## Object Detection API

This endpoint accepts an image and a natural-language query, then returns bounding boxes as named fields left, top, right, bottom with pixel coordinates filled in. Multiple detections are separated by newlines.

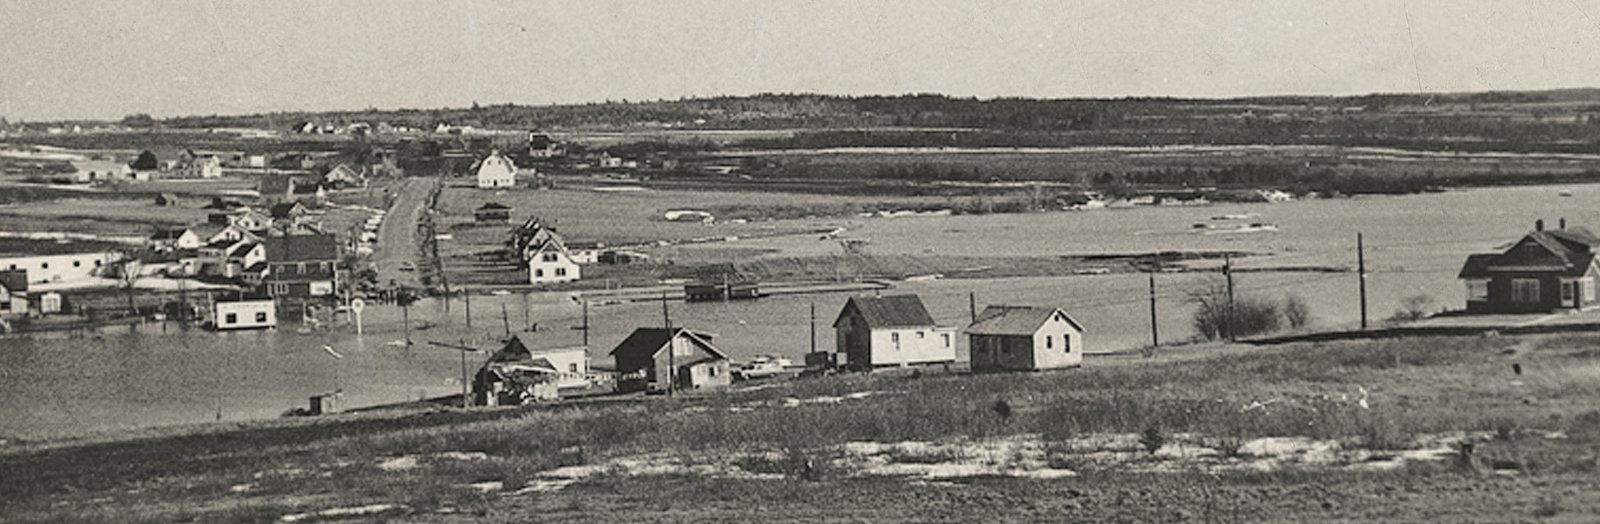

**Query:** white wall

left=868, top=326, right=957, bottom=366
left=0, top=253, right=116, bottom=284
left=531, top=348, right=591, bottom=389
left=529, top=252, right=580, bottom=284
left=215, top=300, right=276, bottom=330
left=1030, top=314, right=1085, bottom=370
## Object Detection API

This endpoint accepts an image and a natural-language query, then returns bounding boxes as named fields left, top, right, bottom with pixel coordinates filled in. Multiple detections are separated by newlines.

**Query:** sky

left=5, top=0, right=1600, bottom=121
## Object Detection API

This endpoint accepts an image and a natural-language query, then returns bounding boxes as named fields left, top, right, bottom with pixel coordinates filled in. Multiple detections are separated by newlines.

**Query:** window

left=917, top=331, right=925, bottom=339
left=535, top=269, right=544, bottom=278
left=569, top=363, right=578, bottom=373
left=1512, top=278, right=1540, bottom=303
left=942, top=333, right=951, bottom=347
left=555, top=267, right=567, bottom=276
left=94, top=260, right=101, bottom=267
left=1466, top=280, right=1489, bottom=301
left=72, top=260, right=81, bottom=268
left=709, top=366, right=719, bottom=377
left=1064, top=335, right=1071, bottom=353
left=891, top=333, right=900, bottom=349
left=1046, top=336, right=1053, bottom=349
left=40, top=262, right=47, bottom=269
left=255, top=312, right=268, bottom=323
left=543, top=253, right=558, bottom=262
left=1563, top=282, right=1576, bottom=303
left=1586, top=278, right=1596, bottom=302
left=225, top=313, right=237, bottom=324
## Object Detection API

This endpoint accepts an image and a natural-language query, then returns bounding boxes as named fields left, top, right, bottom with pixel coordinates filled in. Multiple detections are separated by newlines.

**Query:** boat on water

left=1560, top=190, right=1574, bottom=197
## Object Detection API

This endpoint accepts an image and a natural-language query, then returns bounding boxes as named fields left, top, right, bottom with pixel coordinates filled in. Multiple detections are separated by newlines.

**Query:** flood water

left=2, top=183, right=1594, bottom=440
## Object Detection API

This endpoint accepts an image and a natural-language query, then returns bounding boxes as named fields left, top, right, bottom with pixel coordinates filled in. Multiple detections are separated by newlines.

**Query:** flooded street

left=0, top=183, right=1589, bottom=439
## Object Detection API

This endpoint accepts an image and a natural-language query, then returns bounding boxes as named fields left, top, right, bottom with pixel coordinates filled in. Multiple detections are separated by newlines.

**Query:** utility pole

left=1148, top=272, right=1159, bottom=350
left=662, top=290, right=673, bottom=397
left=1358, top=233, right=1369, bottom=330
left=581, top=299, right=590, bottom=347
left=426, top=340, right=479, bottom=409
left=500, top=303, right=510, bottom=338
left=969, top=292, right=977, bottom=323
left=401, top=289, right=412, bottom=348
left=464, top=290, right=472, bottom=328
left=1224, top=254, right=1236, bottom=342
left=521, top=291, right=530, bottom=330
left=809, top=301, right=817, bottom=354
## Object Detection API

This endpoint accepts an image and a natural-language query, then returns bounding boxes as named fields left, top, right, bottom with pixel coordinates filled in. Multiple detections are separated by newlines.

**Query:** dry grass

left=6, top=333, right=1600, bottom=522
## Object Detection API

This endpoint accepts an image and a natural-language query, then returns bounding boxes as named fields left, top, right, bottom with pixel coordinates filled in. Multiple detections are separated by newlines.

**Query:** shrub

left=1282, top=294, right=1312, bottom=329
left=1140, top=426, right=1167, bottom=454
left=1389, top=294, right=1434, bottom=323
left=1189, top=278, right=1281, bottom=340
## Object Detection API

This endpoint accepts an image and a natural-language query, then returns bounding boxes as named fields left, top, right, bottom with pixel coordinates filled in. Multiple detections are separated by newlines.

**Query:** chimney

left=1561, top=218, right=1567, bottom=230
left=1536, top=219, right=1545, bottom=232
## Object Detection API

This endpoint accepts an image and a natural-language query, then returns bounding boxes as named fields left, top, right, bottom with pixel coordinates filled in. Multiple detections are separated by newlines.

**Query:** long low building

left=0, top=251, right=119, bottom=284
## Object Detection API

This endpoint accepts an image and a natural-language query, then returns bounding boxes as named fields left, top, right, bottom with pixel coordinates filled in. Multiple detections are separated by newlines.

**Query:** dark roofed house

left=966, top=305, right=1085, bottom=372
left=474, top=334, right=592, bottom=405
left=262, top=233, right=341, bottom=299
left=833, top=295, right=957, bottom=369
left=609, top=327, right=729, bottom=393
left=270, top=201, right=308, bottom=221
left=1459, top=219, right=1600, bottom=313
left=0, top=269, right=28, bottom=317
left=474, top=202, right=513, bottom=223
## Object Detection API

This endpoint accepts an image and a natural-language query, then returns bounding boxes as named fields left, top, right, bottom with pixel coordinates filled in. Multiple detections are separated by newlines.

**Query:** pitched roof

left=263, top=234, right=339, bottom=263
left=492, top=333, right=585, bottom=363
left=1460, top=228, right=1600, bottom=278
left=966, top=305, right=1085, bottom=335
left=607, top=327, right=725, bottom=363
left=324, top=164, right=362, bottom=180
left=269, top=202, right=306, bottom=219
left=477, top=202, right=511, bottom=211
left=835, top=295, right=936, bottom=328
left=0, top=269, right=27, bottom=293
left=129, top=150, right=159, bottom=170
left=259, top=174, right=293, bottom=195
left=149, top=226, right=193, bottom=241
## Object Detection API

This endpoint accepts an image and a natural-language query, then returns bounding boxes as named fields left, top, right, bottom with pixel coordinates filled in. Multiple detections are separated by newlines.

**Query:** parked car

left=733, top=355, right=792, bottom=380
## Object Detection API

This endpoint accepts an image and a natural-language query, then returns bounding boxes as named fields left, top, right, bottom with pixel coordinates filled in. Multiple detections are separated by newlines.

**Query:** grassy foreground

left=5, top=334, right=1600, bottom=522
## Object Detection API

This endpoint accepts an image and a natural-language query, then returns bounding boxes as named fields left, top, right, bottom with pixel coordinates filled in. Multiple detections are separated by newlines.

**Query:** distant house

left=0, top=269, right=28, bottom=317
left=966, top=305, right=1086, bottom=372
left=127, top=150, right=160, bottom=181
left=0, top=252, right=116, bottom=284
left=154, top=193, right=182, bottom=207
left=209, top=207, right=271, bottom=231
left=833, top=295, right=957, bottom=369
left=258, top=174, right=294, bottom=203
left=596, top=152, right=623, bottom=169
left=36, top=291, right=62, bottom=315
left=475, top=150, right=517, bottom=189
left=566, top=242, right=604, bottom=265
left=180, top=155, right=223, bottom=179
left=148, top=226, right=203, bottom=251
left=288, top=181, right=327, bottom=205
left=322, top=164, right=365, bottom=188
left=528, top=133, right=563, bottom=158
left=610, top=327, right=730, bottom=393
left=474, top=202, right=513, bottom=223
left=269, top=202, right=309, bottom=221
left=1459, top=220, right=1600, bottom=313
left=213, top=297, right=276, bottom=330
left=527, top=237, right=580, bottom=285
left=262, top=234, right=341, bottom=298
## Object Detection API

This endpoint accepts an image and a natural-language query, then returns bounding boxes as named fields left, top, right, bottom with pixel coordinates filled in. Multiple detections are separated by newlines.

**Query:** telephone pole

left=500, top=303, right=510, bottom=338
left=1224, top=254, right=1236, bottom=342
left=1148, top=272, right=1159, bottom=349
left=464, top=290, right=472, bottom=328
left=809, top=301, right=817, bottom=354
left=581, top=299, right=590, bottom=347
left=1358, top=233, right=1369, bottom=330
left=662, top=290, right=673, bottom=397
left=521, top=291, right=530, bottom=330
left=969, top=292, right=977, bottom=323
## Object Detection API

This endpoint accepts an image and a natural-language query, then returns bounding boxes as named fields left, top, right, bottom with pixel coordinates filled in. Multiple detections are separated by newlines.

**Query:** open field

left=5, top=332, right=1600, bottom=522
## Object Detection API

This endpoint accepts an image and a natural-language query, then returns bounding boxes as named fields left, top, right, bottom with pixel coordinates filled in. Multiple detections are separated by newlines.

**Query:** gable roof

left=263, top=234, right=339, bottom=263
left=0, top=269, right=27, bottom=293
left=324, top=164, right=362, bottom=181
left=835, top=295, right=937, bottom=328
left=967, top=305, right=1085, bottom=335
left=477, top=202, right=512, bottom=211
left=149, top=226, right=193, bottom=241
left=129, top=150, right=159, bottom=171
left=492, top=333, right=586, bottom=363
left=1461, top=228, right=1600, bottom=278
left=608, top=327, right=726, bottom=364
left=269, top=202, right=307, bottom=219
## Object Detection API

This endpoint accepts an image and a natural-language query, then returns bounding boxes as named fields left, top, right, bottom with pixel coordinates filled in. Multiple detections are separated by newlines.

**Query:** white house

left=527, top=238, right=580, bottom=285
left=833, top=295, right=958, bottom=369
left=476, top=150, right=518, bottom=189
left=149, top=227, right=204, bottom=251
left=214, top=298, right=276, bottom=330
left=0, top=270, right=28, bottom=317
left=491, top=334, right=591, bottom=389
left=0, top=252, right=118, bottom=284
left=181, top=156, right=223, bottom=179
left=966, top=305, right=1086, bottom=372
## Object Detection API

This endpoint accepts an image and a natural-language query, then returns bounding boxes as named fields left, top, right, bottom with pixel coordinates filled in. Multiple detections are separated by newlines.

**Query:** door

left=1563, top=281, right=1578, bottom=308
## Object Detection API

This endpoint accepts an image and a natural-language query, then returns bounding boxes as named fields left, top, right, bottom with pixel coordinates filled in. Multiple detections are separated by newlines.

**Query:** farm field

left=6, top=331, right=1600, bottom=522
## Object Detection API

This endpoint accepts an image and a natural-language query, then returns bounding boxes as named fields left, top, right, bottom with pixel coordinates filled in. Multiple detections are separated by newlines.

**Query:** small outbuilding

left=213, top=298, right=277, bottom=330
left=474, top=202, right=513, bottom=223
left=833, top=295, right=957, bottom=370
left=966, top=305, right=1085, bottom=372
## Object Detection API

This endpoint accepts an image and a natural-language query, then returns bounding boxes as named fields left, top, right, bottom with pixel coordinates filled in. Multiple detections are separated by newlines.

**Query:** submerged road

left=372, top=177, right=433, bottom=289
